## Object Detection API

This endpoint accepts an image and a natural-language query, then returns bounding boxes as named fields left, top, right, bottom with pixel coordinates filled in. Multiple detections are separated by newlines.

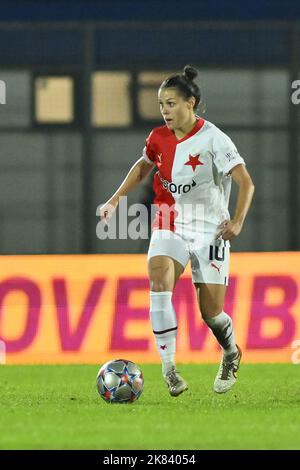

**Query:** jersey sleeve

left=142, top=130, right=156, bottom=165
left=212, top=130, right=245, bottom=176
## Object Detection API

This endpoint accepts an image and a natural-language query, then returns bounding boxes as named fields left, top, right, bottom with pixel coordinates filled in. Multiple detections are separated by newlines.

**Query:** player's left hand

left=216, top=219, right=243, bottom=240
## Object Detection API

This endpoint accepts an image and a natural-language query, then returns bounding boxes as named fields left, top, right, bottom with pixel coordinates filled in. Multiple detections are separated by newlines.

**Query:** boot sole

left=169, top=384, right=188, bottom=397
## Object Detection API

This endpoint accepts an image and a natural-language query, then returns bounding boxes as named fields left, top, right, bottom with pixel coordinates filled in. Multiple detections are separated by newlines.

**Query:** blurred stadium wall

left=0, top=0, right=299, bottom=255
left=0, top=2, right=299, bottom=364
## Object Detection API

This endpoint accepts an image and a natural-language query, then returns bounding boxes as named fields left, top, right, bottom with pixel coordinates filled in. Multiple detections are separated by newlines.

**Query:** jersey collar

left=171, top=116, right=205, bottom=143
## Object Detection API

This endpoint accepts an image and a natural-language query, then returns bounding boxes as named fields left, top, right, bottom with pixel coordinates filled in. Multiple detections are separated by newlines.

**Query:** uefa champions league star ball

left=96, top=359, right=144, bottom=404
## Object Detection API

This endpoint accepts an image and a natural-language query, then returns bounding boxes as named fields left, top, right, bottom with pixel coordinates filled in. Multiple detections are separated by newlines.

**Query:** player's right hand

left=99, top=199, right=118, bottom=225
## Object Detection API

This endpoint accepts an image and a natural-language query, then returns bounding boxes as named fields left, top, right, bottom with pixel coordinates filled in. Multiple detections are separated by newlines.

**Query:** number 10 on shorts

left=209, top=245, right=225, bottom=261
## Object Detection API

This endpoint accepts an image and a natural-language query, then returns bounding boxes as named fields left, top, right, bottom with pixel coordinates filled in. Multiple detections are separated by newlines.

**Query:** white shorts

left=147, top=229, right=230, bottom=286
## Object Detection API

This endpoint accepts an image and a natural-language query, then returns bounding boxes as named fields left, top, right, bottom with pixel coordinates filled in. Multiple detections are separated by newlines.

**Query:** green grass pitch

left=0, top=364, right=299, bottom=450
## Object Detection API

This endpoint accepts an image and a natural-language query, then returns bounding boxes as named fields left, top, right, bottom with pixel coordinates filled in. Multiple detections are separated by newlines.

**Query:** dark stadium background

left=0, top=0, right=299, bottom=255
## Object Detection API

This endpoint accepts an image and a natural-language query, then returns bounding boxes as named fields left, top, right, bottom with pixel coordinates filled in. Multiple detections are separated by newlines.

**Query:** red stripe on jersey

left=152, top=183, right=177, bottom=231
left=151, top=127, right=177, bottom=232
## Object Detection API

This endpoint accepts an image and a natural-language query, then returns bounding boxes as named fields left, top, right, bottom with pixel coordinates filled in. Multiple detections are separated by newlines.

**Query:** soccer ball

left=96, top=359, right=144, bottom=404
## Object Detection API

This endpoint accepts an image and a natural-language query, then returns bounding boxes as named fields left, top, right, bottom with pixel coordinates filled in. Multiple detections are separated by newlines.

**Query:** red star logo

left=184, top=154, right=204, bottom=171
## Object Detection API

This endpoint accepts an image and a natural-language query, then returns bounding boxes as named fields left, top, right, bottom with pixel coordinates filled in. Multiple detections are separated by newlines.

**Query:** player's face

left=158, top=88, right=194, bottom=130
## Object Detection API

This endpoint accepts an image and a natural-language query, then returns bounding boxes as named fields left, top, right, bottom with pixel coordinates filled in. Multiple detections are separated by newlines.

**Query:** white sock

left=204, top=311, right=238, bottom=357
left=150, top=291, right=177, bottom=375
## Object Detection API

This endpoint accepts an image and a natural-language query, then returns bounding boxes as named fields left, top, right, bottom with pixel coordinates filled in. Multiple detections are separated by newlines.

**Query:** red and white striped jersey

left=142, top=117, right=245, bottom=239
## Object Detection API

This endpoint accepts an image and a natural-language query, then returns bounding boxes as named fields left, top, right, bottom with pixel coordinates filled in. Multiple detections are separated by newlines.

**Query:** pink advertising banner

left=0, top=253, right=299, bottom=364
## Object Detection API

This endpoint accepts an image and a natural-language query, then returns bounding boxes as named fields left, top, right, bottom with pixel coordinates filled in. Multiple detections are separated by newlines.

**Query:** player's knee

left=201, top=305, right=223, bottom=320
left=150, top=280, right=170, bottom=292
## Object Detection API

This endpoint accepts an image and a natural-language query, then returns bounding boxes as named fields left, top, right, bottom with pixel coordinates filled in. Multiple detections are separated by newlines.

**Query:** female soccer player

left=100, top=65, right=255, bottom=397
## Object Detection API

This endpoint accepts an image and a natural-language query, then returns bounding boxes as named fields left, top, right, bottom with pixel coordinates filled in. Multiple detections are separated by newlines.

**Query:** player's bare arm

left=217, top=164, right=255, bottom=240
left=99, top=157, right=154, bottom=223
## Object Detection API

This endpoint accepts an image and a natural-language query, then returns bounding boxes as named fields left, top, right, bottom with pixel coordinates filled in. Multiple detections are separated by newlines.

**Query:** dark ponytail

left=182, top=65, right=198, bottom=82
left=159, top=64, right=201, bottom=110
